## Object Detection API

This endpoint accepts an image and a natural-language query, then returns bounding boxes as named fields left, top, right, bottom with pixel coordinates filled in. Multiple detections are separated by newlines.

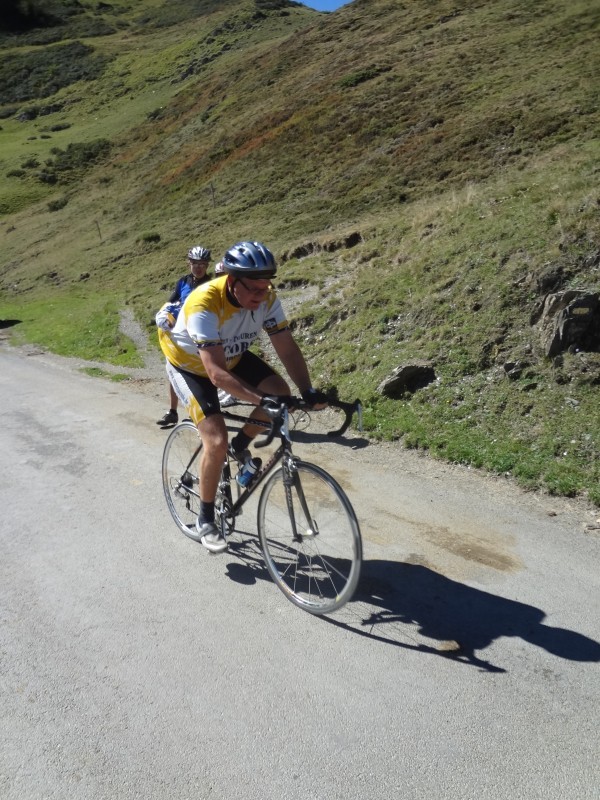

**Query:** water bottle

left=236, top=456, right=262, bottom=488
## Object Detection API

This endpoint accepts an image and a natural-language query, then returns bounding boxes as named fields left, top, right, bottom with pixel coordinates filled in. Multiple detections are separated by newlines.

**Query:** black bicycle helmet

left=222, top=241, right=277, bottom=279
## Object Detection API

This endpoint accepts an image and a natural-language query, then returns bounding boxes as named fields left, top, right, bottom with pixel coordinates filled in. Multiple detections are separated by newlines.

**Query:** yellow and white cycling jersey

left=158, top=275, right=288, bottom=377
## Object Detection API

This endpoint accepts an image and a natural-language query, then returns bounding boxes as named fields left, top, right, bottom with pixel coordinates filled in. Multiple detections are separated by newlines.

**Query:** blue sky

left=302, top=1, right=353, bottom=11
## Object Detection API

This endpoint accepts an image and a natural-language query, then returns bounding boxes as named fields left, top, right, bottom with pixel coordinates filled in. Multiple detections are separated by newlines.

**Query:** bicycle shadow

left=291, top=430, right=370, bottom=449
left=224, top=543, right=600, bottom=674
left=223, top=423, right=370, bottom=449
left=223, top=416, right=369, bottom=447
left=327, top=560, right=600, bottom=673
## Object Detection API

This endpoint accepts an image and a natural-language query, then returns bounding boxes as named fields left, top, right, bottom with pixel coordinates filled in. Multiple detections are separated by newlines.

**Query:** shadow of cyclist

left=326, top=560, right=600, bottom=673
left=224, top=548, right=600, bottom=673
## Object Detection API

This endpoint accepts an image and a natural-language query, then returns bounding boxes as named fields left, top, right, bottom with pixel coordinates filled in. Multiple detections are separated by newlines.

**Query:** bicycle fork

left=283, top=458, right=318, bottom=542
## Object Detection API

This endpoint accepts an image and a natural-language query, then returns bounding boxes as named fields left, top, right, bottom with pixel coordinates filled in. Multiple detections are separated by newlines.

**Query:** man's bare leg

left=195, top=413, right=228, bottom=552
left=169, top=383, right=179, bottom=413
left=197, top=414, right=228, bottom=502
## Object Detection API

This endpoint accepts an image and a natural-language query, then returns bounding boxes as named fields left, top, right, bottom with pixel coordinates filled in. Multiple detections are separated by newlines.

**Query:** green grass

left=80, top=366, right=131, bottom=382
left=0, top=291, right=143, bottom=367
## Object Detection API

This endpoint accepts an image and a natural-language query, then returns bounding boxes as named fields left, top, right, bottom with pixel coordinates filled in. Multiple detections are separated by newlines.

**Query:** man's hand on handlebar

left=259, top=395, right=297, bottom=414
left=260, top=389, right=329, bottom=414
left=301, top=388, right=329, bottom=410
left=255, top=391, right=361, bottom=440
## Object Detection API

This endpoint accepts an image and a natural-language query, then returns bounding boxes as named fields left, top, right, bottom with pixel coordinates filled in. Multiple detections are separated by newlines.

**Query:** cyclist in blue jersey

left=156, top=246, right=212, bottom=426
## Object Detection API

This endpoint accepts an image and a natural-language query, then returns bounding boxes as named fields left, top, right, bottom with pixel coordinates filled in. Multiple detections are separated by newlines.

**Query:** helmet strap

left=226, top=276, right=242, bottom=307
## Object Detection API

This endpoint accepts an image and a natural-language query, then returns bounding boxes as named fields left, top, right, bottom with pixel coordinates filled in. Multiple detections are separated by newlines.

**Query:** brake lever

left=254, top=404, right=287, bottom=448
left=254, top=397, right=363, bottom=444
left=326, top=399, right=363, bottom=437
left=254, top=423, right=277, bottom=448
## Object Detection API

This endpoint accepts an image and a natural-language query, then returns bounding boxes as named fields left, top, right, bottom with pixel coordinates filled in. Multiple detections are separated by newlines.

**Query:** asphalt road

left=1, top=347, right=599, bottom=800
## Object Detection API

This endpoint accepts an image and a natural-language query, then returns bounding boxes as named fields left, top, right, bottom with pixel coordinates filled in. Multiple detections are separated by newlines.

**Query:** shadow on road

left=290, top=430, right=370, bottom=449
left=223, top=423, right=369, bottom=449
left=221, top=403, right=369, bottom=449
left=224, top=542, right=600, bottom=674
left=325, top=560, right=600, bottom=673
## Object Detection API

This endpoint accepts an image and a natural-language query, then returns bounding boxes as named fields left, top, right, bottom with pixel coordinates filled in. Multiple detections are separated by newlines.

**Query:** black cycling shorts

left=166, top=350, right=277, bottom=425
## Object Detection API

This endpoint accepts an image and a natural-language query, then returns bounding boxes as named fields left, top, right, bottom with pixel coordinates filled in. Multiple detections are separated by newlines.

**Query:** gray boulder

left=377, top=361, right=436, bottom=398
left=532, top=290, right=600, bottom=357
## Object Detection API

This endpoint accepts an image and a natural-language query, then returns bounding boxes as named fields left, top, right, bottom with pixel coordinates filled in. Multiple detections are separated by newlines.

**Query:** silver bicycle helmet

left=188, top=245, right=211, bottom=261
left=214, top=261, right=225, bottom=274
left=223, top=241, right=277, bottom=279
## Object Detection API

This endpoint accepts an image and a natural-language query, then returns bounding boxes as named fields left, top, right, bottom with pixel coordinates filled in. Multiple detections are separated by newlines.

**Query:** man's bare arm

left=199, top=345, right=264, bottom=405
left=269, top=329, right=312, bottom=394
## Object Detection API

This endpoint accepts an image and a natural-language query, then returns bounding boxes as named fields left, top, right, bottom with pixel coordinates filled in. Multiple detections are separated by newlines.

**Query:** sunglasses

left=237, top=277, right=272, bottom=297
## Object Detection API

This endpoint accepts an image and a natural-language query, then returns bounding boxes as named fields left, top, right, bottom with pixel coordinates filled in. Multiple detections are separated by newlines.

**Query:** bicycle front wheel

left=257, top=460, right=362, bottom=615
left=162, top=421, right=203, bottom=539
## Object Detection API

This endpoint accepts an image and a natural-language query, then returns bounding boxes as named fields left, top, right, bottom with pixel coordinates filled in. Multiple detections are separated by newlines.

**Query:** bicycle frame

left=217, top=408, right=299, bottom=533
left=171, top=396, right=362, bottom=535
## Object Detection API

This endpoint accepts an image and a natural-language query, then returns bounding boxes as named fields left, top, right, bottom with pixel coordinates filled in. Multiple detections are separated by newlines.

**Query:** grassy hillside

left=1, top=0, right=599, bottom=504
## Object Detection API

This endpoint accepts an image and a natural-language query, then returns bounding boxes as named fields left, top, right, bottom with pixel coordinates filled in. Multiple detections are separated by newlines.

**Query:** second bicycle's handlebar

left=254, top=396, right=363, bottom=448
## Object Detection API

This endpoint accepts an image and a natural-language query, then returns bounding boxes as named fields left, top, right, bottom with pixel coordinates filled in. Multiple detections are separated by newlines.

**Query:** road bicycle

left=162, top=397, right=363, bottom=615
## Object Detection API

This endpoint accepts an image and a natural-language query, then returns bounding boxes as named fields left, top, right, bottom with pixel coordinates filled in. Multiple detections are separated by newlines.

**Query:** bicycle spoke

left=162, top=421, right=203, bottom=538
left=258, top=462, right=362, bottom=615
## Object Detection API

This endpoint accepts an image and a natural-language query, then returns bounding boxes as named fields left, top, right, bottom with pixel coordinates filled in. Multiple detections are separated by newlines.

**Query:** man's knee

left=198, top=415, right=228, bottom=453
left=258, top=375, right=290, bottom=396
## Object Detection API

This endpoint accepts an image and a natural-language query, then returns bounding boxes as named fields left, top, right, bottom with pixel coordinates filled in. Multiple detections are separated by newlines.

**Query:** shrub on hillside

left=137, top=232, right=161, bottom=244
left=47, top=196, right=68, bottom=212
left=0, top=1, right=117, bottom=44
left=339, top=67, right=385, bottom=89
left=0, top=0, right=58, bottom=33
left=0, top=41, right=109, bottom=104
left=39, top=139, right=112, bottom=184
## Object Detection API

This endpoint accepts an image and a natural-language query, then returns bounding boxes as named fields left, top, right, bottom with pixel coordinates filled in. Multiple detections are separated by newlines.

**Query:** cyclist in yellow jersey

left=156, top=241, right=327, bottom=553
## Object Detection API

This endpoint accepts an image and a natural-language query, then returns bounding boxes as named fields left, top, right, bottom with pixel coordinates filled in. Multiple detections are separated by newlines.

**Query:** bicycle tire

left=257, top=460, right=362, bottom=615
left=162, top=421, right=203, bottom=539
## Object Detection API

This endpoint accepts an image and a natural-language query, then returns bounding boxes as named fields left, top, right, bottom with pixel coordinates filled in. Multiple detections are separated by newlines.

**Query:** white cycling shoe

left=196, top=520, right=227, bottom=553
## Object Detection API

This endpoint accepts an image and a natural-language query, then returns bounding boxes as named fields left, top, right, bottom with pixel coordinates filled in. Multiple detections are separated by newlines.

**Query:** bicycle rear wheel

left=162, top=421, right=203, bottom=539
left=257, top=460, right=362, bottom=615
